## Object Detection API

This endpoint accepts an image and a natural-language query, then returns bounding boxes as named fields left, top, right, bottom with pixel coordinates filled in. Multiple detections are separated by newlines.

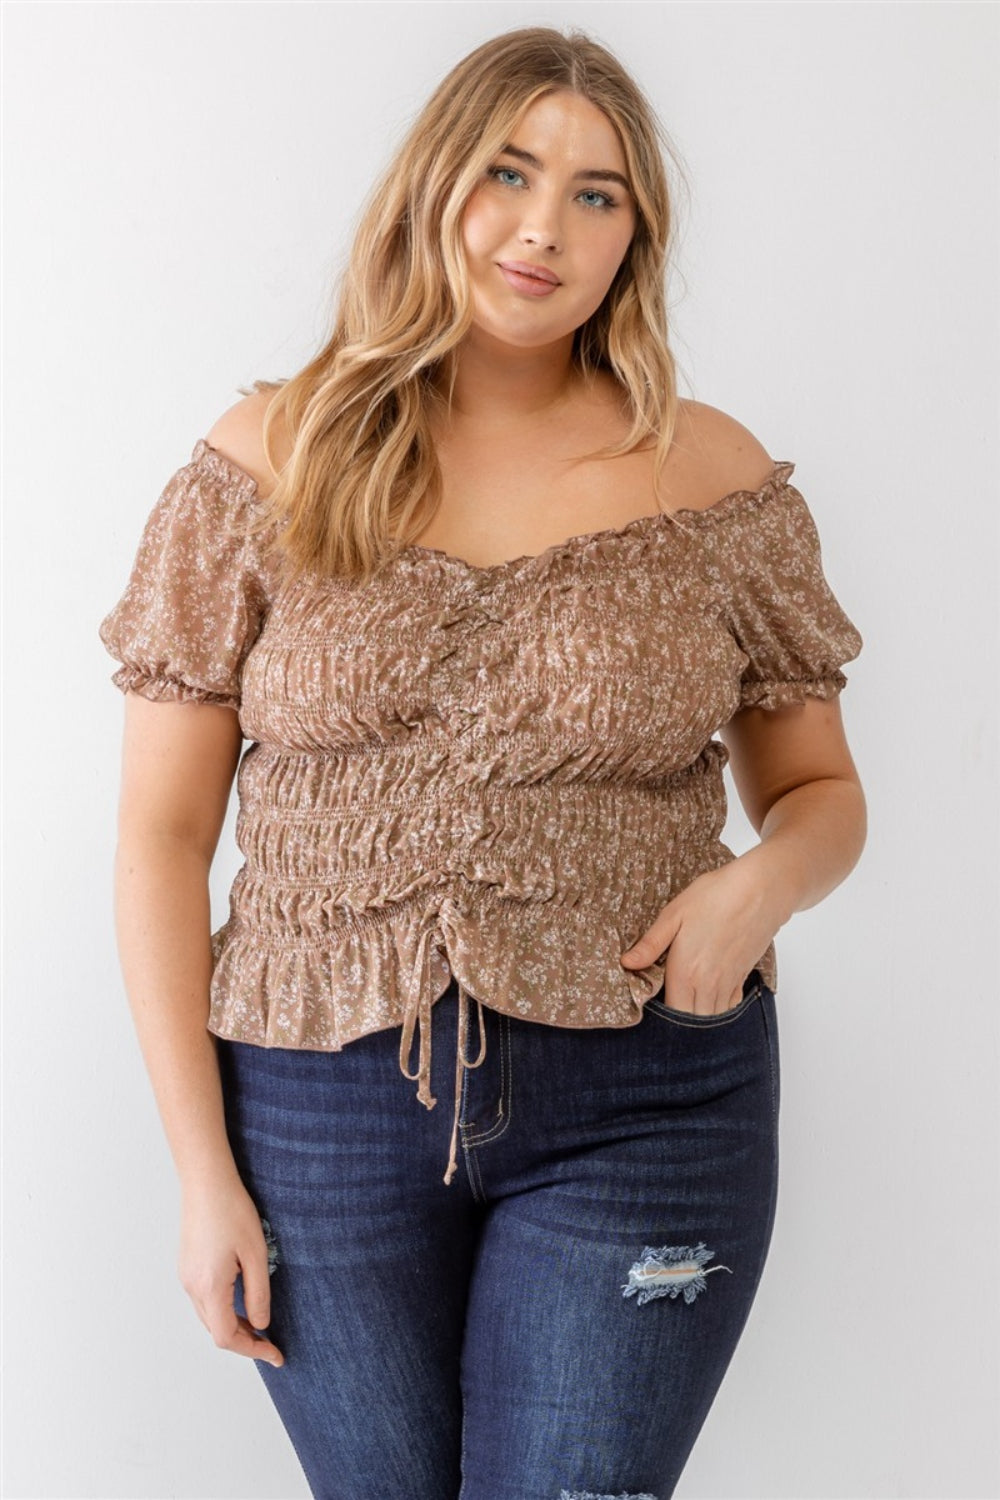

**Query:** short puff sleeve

left=98, top=440, right=271, bottom=711
left=724, top=470, right=863, bottom=712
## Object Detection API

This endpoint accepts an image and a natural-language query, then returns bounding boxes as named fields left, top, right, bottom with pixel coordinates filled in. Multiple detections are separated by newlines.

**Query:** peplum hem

left=207, top=916, right=777, bottom=1053
left=206, top=880, right=777, bottom=1186
left=206, top=880, right=777, bottom=1052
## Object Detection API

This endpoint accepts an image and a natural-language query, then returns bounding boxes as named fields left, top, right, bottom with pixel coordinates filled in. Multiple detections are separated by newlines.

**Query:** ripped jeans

left=215, top=967, right=780, bottom=1500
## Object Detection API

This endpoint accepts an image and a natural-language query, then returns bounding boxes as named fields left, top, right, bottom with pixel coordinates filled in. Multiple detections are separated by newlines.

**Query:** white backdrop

left=4, top=3, right=998, bottom=1497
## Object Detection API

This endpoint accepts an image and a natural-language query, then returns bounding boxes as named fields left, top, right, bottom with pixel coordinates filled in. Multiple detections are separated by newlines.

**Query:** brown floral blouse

left=99, top=438, right=863, bottom=1184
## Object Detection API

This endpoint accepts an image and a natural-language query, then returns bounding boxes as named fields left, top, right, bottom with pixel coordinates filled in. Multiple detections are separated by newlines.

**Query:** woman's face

left=459, top=90, right=639, bottom=351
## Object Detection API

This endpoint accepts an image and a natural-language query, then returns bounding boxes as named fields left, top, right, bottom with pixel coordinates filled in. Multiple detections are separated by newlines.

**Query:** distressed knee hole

left=260, top=1216, right=280, bottom=1274
left=621, top=1241, right=731, bottom=1305
left=559, top=1491, right=658, bottom=1499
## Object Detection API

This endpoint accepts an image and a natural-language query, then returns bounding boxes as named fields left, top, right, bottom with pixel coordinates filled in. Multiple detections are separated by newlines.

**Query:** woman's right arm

left=113, top=692, right=284, bottom=1367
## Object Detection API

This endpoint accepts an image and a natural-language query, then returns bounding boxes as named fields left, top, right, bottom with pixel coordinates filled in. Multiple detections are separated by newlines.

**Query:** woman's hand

left=178, top=1174, right=285, bottom=1369
left=620, top=856, right=784, bottom=1016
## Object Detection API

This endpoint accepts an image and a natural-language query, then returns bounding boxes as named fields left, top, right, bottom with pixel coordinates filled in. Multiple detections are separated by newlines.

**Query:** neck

left=430, top=331, right=588, bottom=428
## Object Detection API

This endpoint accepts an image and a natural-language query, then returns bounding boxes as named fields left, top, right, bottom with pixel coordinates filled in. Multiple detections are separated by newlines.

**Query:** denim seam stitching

left=758, top=984, right=780, bottom=1125
left=646, top=978, right=762, bottom=1029
left=461, top=1012, right=512, bottom=1147
left=458, top=1063, right=487, bottom=1202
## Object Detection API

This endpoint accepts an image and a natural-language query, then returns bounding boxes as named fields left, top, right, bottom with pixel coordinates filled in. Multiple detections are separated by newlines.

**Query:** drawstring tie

left=397, top=915, right=487, bottom=1186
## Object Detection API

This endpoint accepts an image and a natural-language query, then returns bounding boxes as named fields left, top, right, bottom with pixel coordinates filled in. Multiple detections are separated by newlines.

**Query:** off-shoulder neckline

left=191, top=438, right=796, bottom=577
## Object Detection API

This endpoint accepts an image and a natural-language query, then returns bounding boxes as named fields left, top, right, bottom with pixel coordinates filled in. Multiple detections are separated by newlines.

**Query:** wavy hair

left=239, top=25, right=693, bottom=588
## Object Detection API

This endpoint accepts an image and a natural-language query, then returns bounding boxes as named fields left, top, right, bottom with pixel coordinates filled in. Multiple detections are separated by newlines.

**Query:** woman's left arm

left=620, top=695, right=867, bottom=1013
left=719, top=692, right=866, bottom=916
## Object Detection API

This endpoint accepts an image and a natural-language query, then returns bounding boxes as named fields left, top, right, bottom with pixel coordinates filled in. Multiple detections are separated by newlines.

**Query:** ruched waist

left=206, top=741, right=778, bottom=1186
left=231, top=743, right=730, bottom=903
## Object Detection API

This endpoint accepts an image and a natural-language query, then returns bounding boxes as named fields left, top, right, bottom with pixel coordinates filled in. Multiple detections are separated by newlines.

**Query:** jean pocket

left=645, top=970, right=764, bottom=1029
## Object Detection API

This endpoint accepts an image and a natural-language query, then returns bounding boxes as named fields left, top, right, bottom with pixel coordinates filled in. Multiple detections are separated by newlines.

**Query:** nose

left=517, top=190, right=563, bottom=253
left=520, top=224, right=561, bottom=253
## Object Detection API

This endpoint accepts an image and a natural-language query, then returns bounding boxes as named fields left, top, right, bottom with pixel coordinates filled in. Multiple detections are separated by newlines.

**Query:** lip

left=498, top=259, right=561, bottom=285
left=497, top=261, right=561, bottom=297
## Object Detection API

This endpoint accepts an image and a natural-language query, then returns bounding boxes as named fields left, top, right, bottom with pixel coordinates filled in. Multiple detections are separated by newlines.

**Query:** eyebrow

left=497, top=143, right=632, bottom=195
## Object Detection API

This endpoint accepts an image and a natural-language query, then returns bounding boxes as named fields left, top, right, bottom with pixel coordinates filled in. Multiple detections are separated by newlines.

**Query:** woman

left=99, top=25, right=865, bottom=1500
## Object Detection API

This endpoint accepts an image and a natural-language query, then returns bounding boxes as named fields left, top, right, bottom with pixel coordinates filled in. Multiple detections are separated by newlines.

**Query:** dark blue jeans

left=217, top=968, right=780, bottom=1500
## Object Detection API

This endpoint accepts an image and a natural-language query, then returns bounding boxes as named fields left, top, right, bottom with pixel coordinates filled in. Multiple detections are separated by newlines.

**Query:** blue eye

left=578, top=188, right=616, bottom=211
left=485, top=164, right=617, bottom=212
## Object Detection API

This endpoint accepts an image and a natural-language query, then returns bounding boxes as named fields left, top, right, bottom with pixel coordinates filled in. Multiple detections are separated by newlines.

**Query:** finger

left=702, top=978, right=747, bottom=1015
left=233, top=1312, right=285, bottom=1367
left=241, top=1248, right=272, bottom=1336
left=205, top=1287, right=284, bottom=1367
left=620, top=933, right=657, bottom=965
left=664, top=990, right=698, bottom=1014
left=621, top=913, right=678, bottom=967
left=661, top=972, right=720, bottom=1016
left=660, top=967, right=696, bottom=1014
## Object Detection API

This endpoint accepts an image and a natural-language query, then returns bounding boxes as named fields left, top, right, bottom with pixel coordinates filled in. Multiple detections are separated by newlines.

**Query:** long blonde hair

left=240, top=25, right=693, bottom=588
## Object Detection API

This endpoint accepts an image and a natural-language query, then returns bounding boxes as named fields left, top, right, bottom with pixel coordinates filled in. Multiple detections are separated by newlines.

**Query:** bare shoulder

left=672, top=398, right=777, bottom=510
left=204, top=386, right=292, bottom=500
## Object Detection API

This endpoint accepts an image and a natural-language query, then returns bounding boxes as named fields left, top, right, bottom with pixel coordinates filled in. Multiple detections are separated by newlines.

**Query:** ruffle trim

left=190, top=438, right=263, bottom=500
left=206, top=896, right=778, bottom=1053
left=109, top=663, right=241, bottom=710
left=391, top=462, right=798, bottom=585
left=739, top=670, right=849, bottom=712
left=193, top=439, right=797, bottom=588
